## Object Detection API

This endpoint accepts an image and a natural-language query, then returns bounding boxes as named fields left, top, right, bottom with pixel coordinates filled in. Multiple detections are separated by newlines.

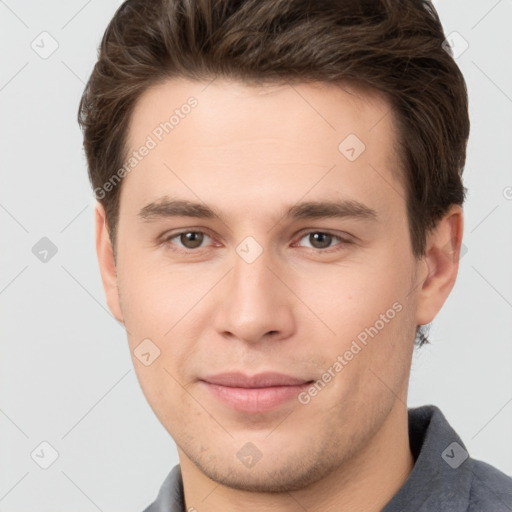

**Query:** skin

left=95, top=77, right=463, bottom=511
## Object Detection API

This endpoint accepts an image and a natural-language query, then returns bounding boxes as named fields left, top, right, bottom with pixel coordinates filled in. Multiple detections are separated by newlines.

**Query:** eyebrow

left=138, top=197, right=378, bottom=224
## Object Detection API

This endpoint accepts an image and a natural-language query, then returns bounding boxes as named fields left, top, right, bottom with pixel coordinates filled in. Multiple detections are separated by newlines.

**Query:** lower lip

left=201, top=381, right=311, bottom=413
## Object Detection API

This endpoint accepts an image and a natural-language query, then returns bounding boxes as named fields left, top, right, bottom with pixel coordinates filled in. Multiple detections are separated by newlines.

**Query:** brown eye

left=164, top=231, right=211, bottom=251
left=178, top=232, right=205, bottom=249
left=296, top=231, right=347, bottom=251
left=294, top=230, right=353, bottom=253
left=307, top=232, right=333, bottom=249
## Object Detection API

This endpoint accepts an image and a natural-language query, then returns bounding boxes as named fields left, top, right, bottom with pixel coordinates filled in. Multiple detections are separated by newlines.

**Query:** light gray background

left=1, top=0, right=511, bottom=511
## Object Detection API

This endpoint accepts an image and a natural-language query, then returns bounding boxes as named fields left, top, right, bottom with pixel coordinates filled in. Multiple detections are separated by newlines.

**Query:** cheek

left=309, top=258, right=408, bottom=335
left=116, top=254, right=179, bottom=337
left=116, top=256, right=205, bottom=380
left=312, top=253, right=416, bottom=390
left=131, top=359, right=192, bottom=441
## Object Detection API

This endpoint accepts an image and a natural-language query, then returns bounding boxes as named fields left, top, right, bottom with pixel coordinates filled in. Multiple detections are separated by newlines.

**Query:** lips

left=202, top=372, right=311, bottom=388
left=200, top=372, right=314, bottom=413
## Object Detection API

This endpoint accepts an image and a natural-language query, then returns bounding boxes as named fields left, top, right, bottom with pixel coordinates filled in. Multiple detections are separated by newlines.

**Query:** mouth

left=199, top=372, right=314, bottom=413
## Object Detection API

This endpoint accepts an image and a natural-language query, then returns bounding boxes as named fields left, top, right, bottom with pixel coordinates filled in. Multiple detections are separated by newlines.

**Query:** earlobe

left=95, top=202, right=124, bottom=324
left=415, top=205, right=464, bottom=327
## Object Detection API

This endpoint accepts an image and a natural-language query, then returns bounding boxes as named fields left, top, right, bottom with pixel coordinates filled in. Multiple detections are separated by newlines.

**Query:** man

left=78, top=0, right=512, bottom=510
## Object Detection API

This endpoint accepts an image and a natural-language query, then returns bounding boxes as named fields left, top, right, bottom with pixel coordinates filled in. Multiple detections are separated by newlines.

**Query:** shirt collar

left=382, top=404, right=473, bottom=511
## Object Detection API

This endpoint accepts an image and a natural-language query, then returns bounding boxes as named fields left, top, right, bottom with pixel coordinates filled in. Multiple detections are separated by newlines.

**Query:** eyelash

left=161, top=229, right=352, bottom=254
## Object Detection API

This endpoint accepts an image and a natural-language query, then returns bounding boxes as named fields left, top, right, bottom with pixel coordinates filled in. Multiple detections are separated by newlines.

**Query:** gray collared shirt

left=143, top=405, right=512, bottom=511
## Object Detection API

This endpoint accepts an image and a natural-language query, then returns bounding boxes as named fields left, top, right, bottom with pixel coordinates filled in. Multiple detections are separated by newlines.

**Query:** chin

left=191, top=452, right=333, bottom=493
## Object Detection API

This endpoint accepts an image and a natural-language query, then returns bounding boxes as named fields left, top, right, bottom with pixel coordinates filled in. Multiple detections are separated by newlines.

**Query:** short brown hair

left=78, top=0, right=469, bottom=346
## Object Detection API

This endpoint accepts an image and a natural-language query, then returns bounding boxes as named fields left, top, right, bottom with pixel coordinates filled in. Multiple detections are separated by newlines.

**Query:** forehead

left=127, top=77, right=395, bottom=149
left=120, top=77, right=404, bottom=223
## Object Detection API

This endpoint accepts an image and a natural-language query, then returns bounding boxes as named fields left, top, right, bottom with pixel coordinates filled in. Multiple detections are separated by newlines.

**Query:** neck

left=178, top=400, right=415, bottom=512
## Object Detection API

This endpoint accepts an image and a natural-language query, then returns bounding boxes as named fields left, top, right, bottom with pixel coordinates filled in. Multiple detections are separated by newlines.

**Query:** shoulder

left=467, top=458, right=512, bottom=512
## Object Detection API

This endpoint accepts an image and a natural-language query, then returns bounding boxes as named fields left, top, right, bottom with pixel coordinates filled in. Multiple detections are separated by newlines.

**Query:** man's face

left=107, top=78, right=425, bottom=491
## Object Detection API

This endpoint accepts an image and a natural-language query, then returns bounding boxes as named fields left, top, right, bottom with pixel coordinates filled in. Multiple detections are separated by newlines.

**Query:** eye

left=163, top=231, right=213, bottom=251
left=161, top=229, right=352, bottom=253
left=294, top=231, right=351, bottom=251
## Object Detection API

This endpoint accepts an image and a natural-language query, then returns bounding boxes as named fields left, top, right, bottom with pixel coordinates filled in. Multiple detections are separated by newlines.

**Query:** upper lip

left=201, top=372, right=312, bottom=388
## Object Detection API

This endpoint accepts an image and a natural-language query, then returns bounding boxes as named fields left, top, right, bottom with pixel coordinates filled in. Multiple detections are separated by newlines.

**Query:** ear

left=415, top=204, right=464, bottom=327
left=95, top=202, right=124, bottom=324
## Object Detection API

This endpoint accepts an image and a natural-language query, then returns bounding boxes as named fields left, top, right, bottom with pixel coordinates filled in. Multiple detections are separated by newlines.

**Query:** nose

left=212, top=245, right=296, bottom=345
